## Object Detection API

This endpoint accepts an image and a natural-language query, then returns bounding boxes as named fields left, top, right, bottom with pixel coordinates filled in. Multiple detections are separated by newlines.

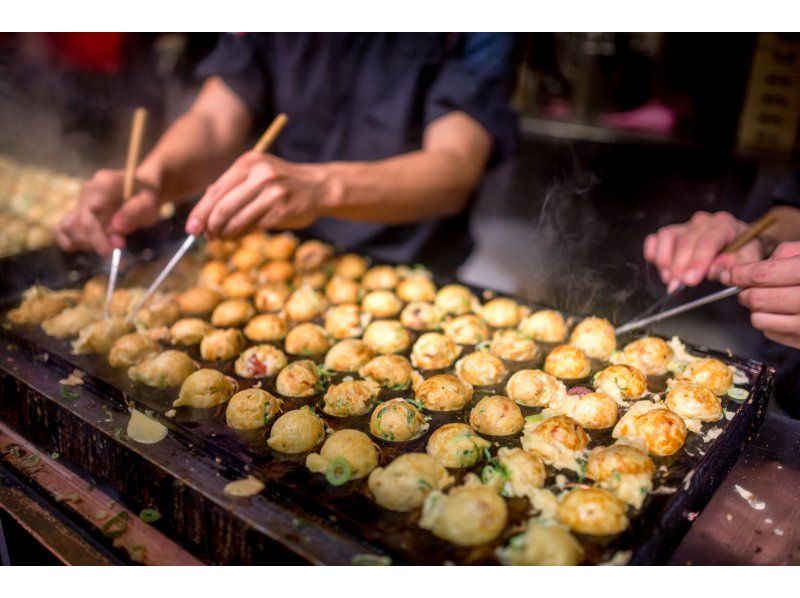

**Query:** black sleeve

left=424, top=33, right=518, bottom=165
left=773, top=170, right=800, bottom=209
left=194, top=33, right=270, bottom=121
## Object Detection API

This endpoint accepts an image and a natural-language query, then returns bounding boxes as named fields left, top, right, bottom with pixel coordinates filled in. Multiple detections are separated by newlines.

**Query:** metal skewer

left=125, top=113, right=289, bottom=323
left=104, top=107, right=148, bottom=318
left=615, top=285, right=741, bottom=336
left=625, top=213, right=778, bottom=326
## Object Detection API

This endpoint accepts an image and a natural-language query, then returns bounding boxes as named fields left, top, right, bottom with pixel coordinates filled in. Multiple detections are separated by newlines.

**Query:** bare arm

left=188, top=111, right=493, bottom=237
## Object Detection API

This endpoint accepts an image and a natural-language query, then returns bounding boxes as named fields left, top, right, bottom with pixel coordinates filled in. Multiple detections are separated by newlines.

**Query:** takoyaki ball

left=324, top=303, right=369, bottom=339
left=324, top=276, right=362, bottom=305
left=411, top=332, right=461, bottom=370
left=505, top=369, right=566, bottom=408
left=322, top=379, right=381, bottom=417
left=569, top=316, right=616, bottom=361
left=253, top=283, right=291, bottom=312
left=442, top=314, right=490, bottom=346
left=225, top=388, right=282, bottom=429
left=211, top=298, right=255, bottom=328
left=615, top=336, right=673, bottom=376
left=72, top=317, right=134, bottom=355
left=177, top=287, right=222, bottom=317
left=362, top=265, right=400, bottom=291
left=586, top=444, right=655, bottom=508
left=455, top=351, right=507, bottom=386
left=257, top=259, right=294, bottom=285
left=563, top=391, right=619, bottom=430
left=284, top=286, right=329, bottom=323
left=234, top=344, right=288, bottom=378
left=221, top=270, right=256, bottom=299
left=499, top=521, right=583, bottom=566
left=107, top=287, right=145, bottom=316
left=412, top=374, right=473, bottom=411
left=593, top=364, right=647, bottom=403
left=263, top=232, right=299, bottom=261
left=520, top=415, right=589, bottom=472
left=613, top=402, right=687, bottom=457
left=108, top=333, right=159, bottom=369
left=199, top=328, right=246, bottom=361
left=174, top=368, right=237, bottom=408
left=293, top=239, right=333, bottom=272
left=419, top=486, right=507, bottom=546
left=205, top=238, right=237, bottom=260
left=434, top=284, right=477, bottom=316
left=469, top=395, right=524, bottom=436
left=169, top=318, right=212, bottom=346
left=478, top=297, right=527, bottom=328
left=557, top=487, right=629, bottom=536
left=239, top=230, right=271, bottom=254
left=359, top=354, right=413, bottom=389
left=42, top=304, right=100, bottom=339
left=490, top=329, right=539, bottom=362
left=324, top=339, right=375, bottom=372
left=368, top=453, right=453, bottom=512
left=284, top=323, right=332, bottom=356
left=129, top=350, right=198, bottom=389
left=362, top=319, right=412, bottom=354
left=8, top=289, right=70, bottom=325
left=133, top=293, right=181, bottom=329
left=665, top=382, right=723, bottom=433
left=306, top=429, right=379, bottom=482
left=518, top=309, right=568, bottom=344
left=230, top=245, right=266, bottom=272
left=81, top=275, right=109, bottom=304
left=198, top=260, right=228, bottom=289
left=334, top=253, right=369, bottom=279
left=275, top=360, right=321, bottom=397
left=267, top=406, right=325, bottom=453
left=490, top=447, right=547, bottom=497
left=293, top=269, right=329, bottom=291
left=25, top=224, right=53, bottom=250
left=361, top=290, right=403, bottom=318
left=544, top=344, right=591, bottom=380
left=678, top=357, right=733, bottom=396
left=426, top=423, right=490, bottom=468
left=396, top=274, right=436, bottom=303
left=370, top=398, right=428, bottom=442
left=243, top=313, right=289, bottom=342
left=400, top=301, right=444, bottom=331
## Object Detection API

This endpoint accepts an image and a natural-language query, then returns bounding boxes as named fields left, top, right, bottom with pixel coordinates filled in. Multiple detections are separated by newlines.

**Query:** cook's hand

left=723, top=241, right=800, bottom=349
left=56, top=169, right=162, bottom=255
left=643, top=211, right=764, bottom=292
left=185, top=152, right=336, bottom=239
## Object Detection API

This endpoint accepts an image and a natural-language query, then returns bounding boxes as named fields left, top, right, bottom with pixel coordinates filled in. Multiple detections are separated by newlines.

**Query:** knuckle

left=752, top=263, right=770, bottom=283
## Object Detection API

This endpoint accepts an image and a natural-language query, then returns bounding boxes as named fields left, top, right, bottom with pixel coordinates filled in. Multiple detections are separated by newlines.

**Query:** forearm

left=137, top=78, right=252, bottom=203
left=320, top=149, right=483, bottom=224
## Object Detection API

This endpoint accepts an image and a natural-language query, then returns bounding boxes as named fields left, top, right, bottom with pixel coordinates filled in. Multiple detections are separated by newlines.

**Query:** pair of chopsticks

left=123, top=113, right=289, bottom=323
left=615, top=213, right=778, bottom=335
left=103, top=107, right=148, bottom=318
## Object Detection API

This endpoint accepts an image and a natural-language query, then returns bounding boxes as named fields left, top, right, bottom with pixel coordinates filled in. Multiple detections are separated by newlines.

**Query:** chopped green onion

left=101, top=511, right=129, bottom=538
left=351, top=553, right=392, bottom=566
left=325, top=457, right=352, bottom=486
left=417, top=479, right=433, bottom=490
left=60, top=386, right=79, bottom=401
left=576, top=458, right=587, bottom=482
left=525, top=413, right=543, bottom=423
left=727, top=387, right=749, bottom=402
left=139, top=508, right=161, bottom=523
left=127, top=545, right=147, bottom=563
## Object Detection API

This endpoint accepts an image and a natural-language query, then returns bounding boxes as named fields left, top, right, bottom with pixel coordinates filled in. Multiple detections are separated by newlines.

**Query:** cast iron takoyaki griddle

left=0, top=240, right=774, bottom=565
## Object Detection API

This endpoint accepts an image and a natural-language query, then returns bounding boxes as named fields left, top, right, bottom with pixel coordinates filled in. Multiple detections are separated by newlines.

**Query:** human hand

left=56, top=169, right=163, bottom=255
left=724, top=241, right=800, bottom=349
left=185, top=152, right=338, bottom=239
left=643, top=211, right=765, bottom=292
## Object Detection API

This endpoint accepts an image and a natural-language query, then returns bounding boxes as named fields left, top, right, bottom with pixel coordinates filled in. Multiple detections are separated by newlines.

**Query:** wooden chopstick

left=122, top=107, right=148, bottom=200
left=253, top=113, right=288, bottom=153
left=723, top=213, right=778, bottom=253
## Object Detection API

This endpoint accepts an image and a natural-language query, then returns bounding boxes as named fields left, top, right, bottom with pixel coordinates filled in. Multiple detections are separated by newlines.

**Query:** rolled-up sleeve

left=194, top=33, right=270, bottom=121
left=425, top=33, right=518, bottom=164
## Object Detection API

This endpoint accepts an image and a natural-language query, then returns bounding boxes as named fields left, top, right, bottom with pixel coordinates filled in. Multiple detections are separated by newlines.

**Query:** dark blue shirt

left=196, top=33, right=517, bottom=272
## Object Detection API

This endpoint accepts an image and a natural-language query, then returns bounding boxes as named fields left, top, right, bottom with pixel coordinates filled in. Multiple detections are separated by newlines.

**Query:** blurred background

left=0, top=32, right=798, bottom=380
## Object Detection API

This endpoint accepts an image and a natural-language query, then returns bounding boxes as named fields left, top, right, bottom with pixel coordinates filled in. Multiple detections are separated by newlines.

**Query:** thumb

left=772, top=241, right=800, bottom=260
left=110, top=192, right=161, bottom=236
